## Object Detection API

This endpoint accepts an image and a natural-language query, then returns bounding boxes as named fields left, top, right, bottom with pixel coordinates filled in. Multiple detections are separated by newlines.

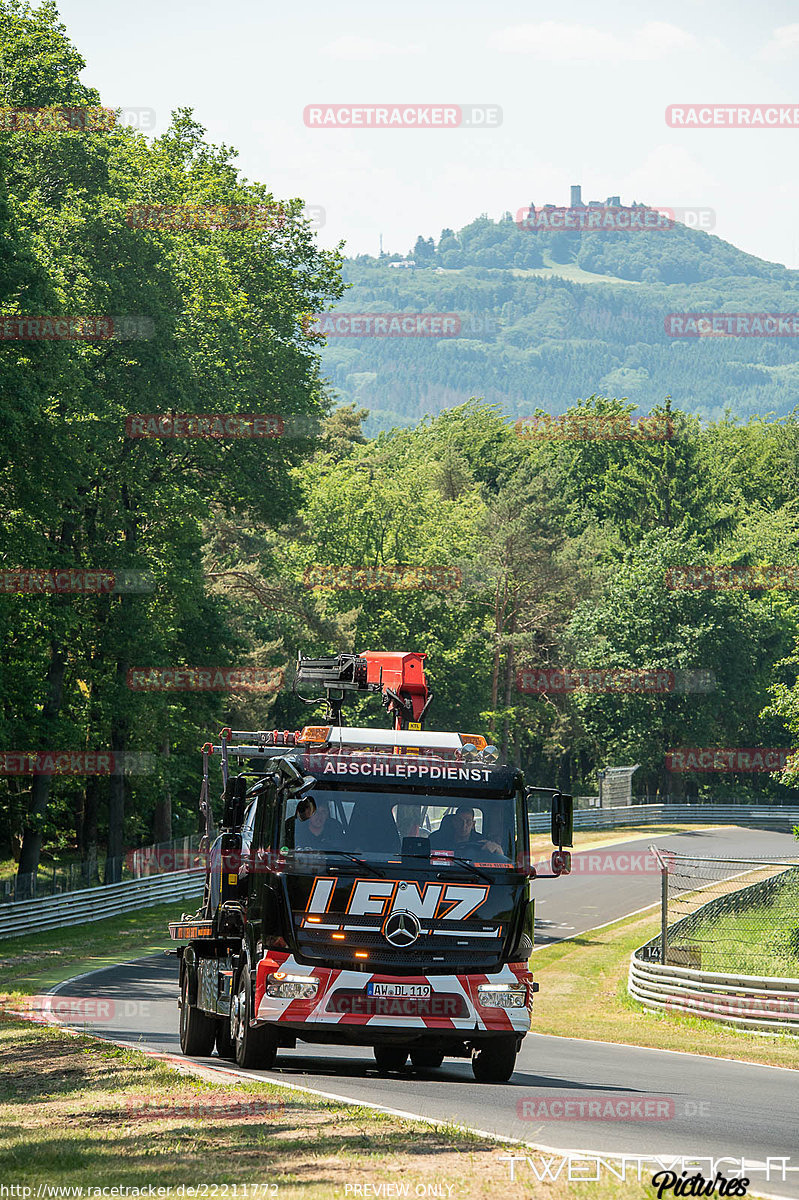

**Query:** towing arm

left=294, top=651, right=431, bottom=730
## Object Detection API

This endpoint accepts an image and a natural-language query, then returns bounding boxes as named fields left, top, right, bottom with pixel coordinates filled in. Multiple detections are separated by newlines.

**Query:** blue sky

left=56, top=0, right=799, bottom=266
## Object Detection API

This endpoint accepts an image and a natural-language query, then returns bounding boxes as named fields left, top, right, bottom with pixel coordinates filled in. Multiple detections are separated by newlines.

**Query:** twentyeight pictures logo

left=304, top=104, right=501, bottom=128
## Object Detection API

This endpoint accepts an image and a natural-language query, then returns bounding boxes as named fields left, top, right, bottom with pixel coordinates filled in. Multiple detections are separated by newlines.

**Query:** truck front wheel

left=410, top=1048, right=444, bottom=1071
left=179, top=969, right=216, bottom=1057
left=373, top=1045, right=408, bottom=1073
left=215, top=1019, right=235, bottom=1060
left=471, top=1036, right=518, bottom=1083
left=231, top=970, right=277, bottom=1069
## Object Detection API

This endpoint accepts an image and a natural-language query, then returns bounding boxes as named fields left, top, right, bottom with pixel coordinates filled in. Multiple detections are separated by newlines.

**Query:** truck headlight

left=266, top=973, right=319, bottom=1000
left=477, top=984, right=527, bottom=1009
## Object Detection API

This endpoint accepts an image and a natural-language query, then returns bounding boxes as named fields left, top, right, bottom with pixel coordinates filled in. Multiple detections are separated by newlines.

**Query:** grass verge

left=0, top=897, right=202, bottom=993
left=0, top=1020, right=658, bottom=1199
left=532, top=908, right=799, bottom=1068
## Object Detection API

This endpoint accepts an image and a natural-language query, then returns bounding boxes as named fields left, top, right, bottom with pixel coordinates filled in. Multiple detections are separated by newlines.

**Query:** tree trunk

left=17, top=642, right=67, bottom=894
left=81, top=775, right=101, bottom=883
left=152, top=735, right=172, bottom=843
left=105, top=717, right=127, bottom=884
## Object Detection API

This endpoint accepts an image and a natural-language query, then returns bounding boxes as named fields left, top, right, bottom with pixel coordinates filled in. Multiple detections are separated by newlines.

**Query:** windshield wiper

left=312, top=849, right=386, bottom=877
left=432, top=855, right=493, bottom=883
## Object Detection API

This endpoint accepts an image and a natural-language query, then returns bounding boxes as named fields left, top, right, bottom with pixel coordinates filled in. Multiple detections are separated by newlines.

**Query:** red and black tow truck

left=170, top=651, right=572, bottom=1082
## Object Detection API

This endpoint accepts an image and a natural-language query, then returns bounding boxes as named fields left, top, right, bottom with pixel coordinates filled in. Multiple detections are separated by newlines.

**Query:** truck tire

left=215, top=1019, right=235, bottom=1060
left=373, top=1045, right=408, bottom=1073
left=179, top=969, right=216, bottom=1057
left=471, top=1036, right=517, bottom=1083
left=231, top=969, right=277, bottom=1069
left=410, top=1048, right=444, bottom=1071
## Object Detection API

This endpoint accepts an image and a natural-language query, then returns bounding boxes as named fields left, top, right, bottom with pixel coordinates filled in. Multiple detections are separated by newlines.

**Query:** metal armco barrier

left=529, top=803, right=799, bottom=833
left=628, top=955, right=799, bottom=1034
left=0, top=870, right=204, bottom=940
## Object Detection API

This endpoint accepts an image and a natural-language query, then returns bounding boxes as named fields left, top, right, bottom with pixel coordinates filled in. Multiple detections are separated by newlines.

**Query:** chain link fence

left=0, top=834, right=203, bottom=904
left=648, top=851, right=799, bottom=975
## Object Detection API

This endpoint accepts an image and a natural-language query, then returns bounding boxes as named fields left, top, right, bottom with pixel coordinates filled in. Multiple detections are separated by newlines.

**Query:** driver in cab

left=429, top=806, right=504, bottom=858
left=293, top=797, right=346, bottom=850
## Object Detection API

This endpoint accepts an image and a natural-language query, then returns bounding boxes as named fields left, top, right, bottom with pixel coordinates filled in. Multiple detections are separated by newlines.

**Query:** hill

left=319, top=211, right=799, bottom=432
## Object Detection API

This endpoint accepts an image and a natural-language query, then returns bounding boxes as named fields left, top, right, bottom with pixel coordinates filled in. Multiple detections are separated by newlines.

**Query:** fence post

left=661, top=865, right=668, bottom=965
left=650, top=844, right=669, bottom=964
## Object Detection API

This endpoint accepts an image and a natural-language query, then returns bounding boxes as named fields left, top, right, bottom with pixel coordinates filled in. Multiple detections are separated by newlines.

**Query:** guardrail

left=529, top=803, right=799, bottom=833
left=629, top=855, right=799, bottom=1034
left=0, top=870, right=204, bottom=940
left=1, top=834, right=203, bottom=904
left=628, top=955, right=799, bottom=1034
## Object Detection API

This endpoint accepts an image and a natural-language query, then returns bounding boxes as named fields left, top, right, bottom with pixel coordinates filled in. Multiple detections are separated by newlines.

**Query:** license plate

left=367, top=982, right=431, bottom=998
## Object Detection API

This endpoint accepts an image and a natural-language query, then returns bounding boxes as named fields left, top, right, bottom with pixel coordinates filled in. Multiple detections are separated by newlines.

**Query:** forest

left=2, top=1, right=799, bottom=884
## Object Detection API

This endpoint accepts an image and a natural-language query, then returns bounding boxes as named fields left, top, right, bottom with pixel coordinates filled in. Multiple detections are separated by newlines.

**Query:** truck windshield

left=278, top=788, right=522, bottom=867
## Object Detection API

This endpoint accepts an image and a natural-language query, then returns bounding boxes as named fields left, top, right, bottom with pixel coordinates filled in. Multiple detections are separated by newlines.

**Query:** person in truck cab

left=430, top=806, right=504, bottom=858
left=293, top=796, right=346, bottom=850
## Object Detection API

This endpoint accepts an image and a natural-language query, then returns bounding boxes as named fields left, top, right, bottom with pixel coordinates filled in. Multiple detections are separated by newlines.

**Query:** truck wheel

left=215, top=1019, right=235, bottom=1060
left=410, top=1048, right=444, bottom=1071
left=231, top=971, right=277, bottom=1070
left=471, top=1037, right=518, bottom=1083
left=179, top=969, right=216, bottom=1057
left=373, top=1045, right=408, bottom=1073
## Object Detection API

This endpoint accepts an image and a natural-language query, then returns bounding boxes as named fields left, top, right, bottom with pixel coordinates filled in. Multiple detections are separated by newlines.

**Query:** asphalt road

left=53, top=826, right=799, bottom=1198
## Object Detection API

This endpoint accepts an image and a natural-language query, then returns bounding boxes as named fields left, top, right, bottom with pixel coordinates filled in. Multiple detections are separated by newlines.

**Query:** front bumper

left=254, top=953, right=535, bottom=1033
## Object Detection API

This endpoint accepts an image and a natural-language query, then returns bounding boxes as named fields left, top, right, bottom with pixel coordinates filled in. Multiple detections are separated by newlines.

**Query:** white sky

left=54, top=0, right=799, bottom=267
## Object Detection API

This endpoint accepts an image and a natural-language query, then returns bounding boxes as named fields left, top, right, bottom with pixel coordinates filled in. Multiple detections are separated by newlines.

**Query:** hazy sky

left=55, top=0, right=799, bottom=266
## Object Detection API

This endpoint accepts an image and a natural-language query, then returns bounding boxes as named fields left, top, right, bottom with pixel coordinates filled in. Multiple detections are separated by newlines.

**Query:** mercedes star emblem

left=383, top=910, right=421, bottom=948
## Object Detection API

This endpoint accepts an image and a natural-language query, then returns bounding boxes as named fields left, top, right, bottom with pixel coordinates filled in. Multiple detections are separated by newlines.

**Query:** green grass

left=532, top=908, right=799, bottom=1066
left=679, top=874, right=799, bottom=976
left=0, top=1020, right=660, bottom=1198
left=0, top=897, right=202, bottom=993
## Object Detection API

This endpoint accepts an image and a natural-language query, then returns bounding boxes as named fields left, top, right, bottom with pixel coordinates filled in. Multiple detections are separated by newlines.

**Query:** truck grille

left=294, top=919, right=503, bottom=973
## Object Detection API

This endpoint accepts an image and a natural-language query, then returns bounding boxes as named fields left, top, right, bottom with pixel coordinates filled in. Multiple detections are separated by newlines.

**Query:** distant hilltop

left=518, top=185, right=701, bottom=232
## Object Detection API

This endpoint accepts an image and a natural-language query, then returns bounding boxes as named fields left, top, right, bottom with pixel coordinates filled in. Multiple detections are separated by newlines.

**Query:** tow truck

left=170, top=651, right=573, bottom=1082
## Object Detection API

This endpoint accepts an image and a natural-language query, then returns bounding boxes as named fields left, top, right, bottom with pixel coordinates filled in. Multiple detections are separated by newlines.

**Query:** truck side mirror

left=222, top=775, right=248, bottom=830
left=551, top=849, right=572, bottom=875
left=551, top=792, right=573, bottom=849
